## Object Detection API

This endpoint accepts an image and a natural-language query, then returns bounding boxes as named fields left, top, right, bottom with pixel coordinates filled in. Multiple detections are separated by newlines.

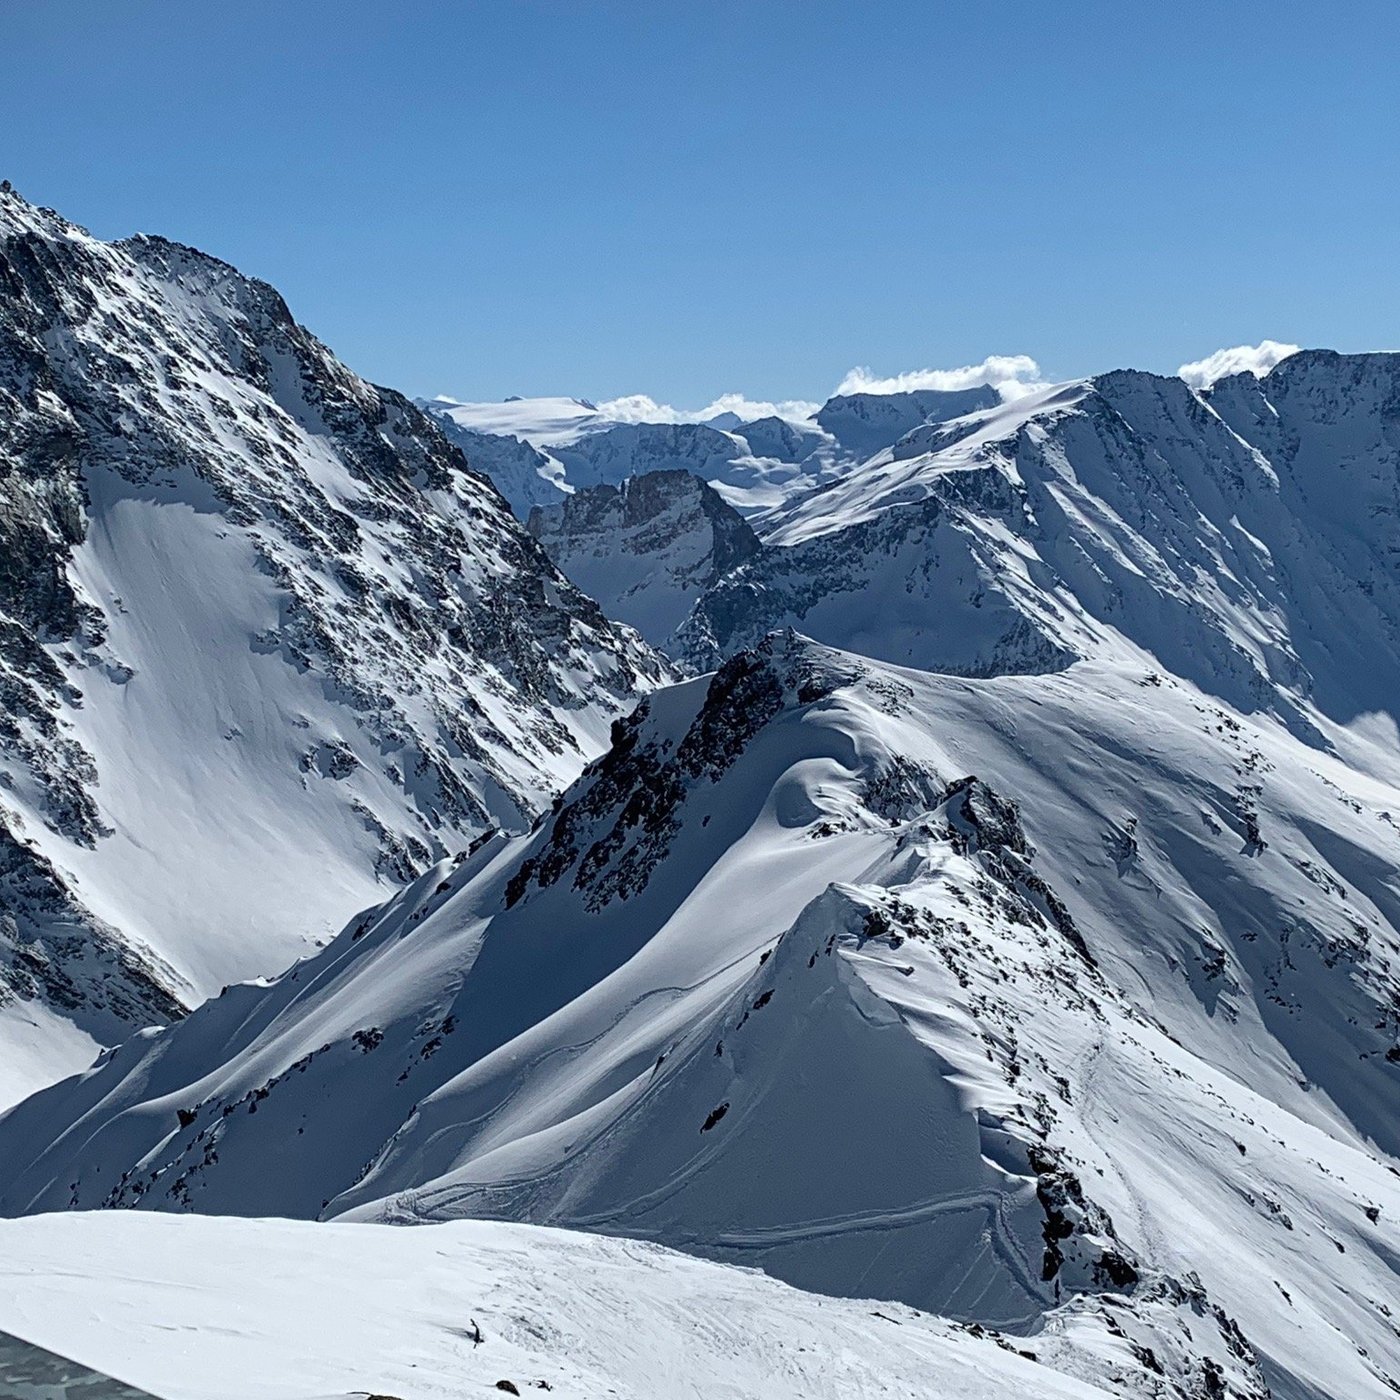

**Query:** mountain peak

left=0, top=192, right=674, bottom=1102
left=526, top=469, right=760, bottom=650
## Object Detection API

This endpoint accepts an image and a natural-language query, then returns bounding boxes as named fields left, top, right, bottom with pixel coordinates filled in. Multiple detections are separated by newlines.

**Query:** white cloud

left=1176, top=340, right=1300, bottom=389
left=594, top=391, right=821, bottom=426
left=833, top=355, right=1046, bottom=402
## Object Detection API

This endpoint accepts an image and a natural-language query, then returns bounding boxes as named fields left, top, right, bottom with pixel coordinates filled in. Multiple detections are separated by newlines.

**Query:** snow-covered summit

left=0, top=185, right=672, bottom=1103
left=812, top=383, right=1003, bottom=456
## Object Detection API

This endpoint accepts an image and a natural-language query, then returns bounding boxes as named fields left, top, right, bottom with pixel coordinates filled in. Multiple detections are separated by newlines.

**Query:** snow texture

left=0, top=1212, right=1122, bottom=1400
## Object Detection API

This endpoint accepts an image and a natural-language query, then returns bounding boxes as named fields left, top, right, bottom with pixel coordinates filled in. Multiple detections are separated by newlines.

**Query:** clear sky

left=4, top=1, right=1397, bottom=406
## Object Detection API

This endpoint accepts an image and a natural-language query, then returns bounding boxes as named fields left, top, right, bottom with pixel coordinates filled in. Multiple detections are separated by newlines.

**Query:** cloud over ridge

left=834, top=355, right=1045, bottom=400
left=1177, top=340, right=1300, bottom=388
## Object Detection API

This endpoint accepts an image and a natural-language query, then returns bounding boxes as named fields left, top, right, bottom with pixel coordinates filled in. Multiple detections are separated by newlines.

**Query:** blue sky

left=4, top=1, right=1397, bottom=405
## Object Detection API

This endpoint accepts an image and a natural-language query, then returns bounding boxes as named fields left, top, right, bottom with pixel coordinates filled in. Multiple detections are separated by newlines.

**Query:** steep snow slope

left=0, top=187, right=670, bottom=1103
left=687, top=356, right=1400, bottom=745
left=0, top=1213, right=1121, bottom=1400
left=4, top=636, right=1395, bottom=1398
left=527, top=471, right=759, bottom=651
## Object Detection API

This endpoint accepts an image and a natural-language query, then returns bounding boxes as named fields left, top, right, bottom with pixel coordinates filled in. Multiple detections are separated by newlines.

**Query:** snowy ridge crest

left=2, top=629, right=1395, bottom=1396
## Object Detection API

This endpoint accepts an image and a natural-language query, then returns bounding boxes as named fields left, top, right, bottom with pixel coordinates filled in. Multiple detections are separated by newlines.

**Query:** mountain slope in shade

left=3, top=636, right=1394, bottom=1398
left=0, top=1212, right=1135, bottom=1400
left=0, top=186, right=671, bottom=1104
left=813, top=383, right=1002, bottom=456
left=527, top=470, right=759, bottom=650
left=418, top=406, right=571, bottom=516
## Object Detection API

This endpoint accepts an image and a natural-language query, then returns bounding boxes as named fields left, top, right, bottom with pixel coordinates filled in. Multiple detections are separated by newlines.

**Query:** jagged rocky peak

left=0, top=184, right=674, bottom=1102
left=526, top=469, right=761, bottom=653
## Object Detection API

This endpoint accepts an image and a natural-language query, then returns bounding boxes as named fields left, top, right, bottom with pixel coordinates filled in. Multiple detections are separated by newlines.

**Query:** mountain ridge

left=3, top=631, right=1394, bottom=1397
left=1, top=185, right=1398, bottom=1400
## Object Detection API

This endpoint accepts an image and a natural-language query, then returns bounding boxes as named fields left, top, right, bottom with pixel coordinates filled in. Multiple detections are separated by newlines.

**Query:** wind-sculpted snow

left=0, top=186, right=672, bottom=1102
left=0, top=1213, right=1135, bottom=1400
left=3, top=633, right=1395, bottom=1398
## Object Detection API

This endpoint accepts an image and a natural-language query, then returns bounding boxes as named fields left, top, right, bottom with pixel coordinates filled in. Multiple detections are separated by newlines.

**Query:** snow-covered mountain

left=421, top=385, right=1011, bottom=519
left=420, top=398, right=806, bottom=518
left=526, top=470, right=759, bottom=650
left=813, top=383, right=1001, bottom=456
left=3, top=189, right=1400, bottom=1400
left=684, top=358, right=1400, bottom=733
left=4, top=632, right=1395, bottom=1397
left=0, top=186, right=672, bottom=1104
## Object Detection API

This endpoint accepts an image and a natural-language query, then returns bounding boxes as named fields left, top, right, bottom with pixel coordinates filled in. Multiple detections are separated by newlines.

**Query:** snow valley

left=0, top=188, right=1397, bottom=1400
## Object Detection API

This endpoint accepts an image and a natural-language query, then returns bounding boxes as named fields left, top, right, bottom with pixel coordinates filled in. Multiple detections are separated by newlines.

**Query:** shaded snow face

left=0, top=186, right=673, bottom=1102
left=813, top=384, right=1002, bottom=457
left=526, top=470, right=760, bottom=652
left=3, top=634, right=1394, bottom=1400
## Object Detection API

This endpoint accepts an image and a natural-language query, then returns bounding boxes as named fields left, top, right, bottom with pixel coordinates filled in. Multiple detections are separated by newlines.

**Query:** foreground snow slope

left=4, top=635, right=1395, bottom=1397
left=0, top=1213, right=1128, bottom=1400
left=0, top=187, right=670, bottom=1103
